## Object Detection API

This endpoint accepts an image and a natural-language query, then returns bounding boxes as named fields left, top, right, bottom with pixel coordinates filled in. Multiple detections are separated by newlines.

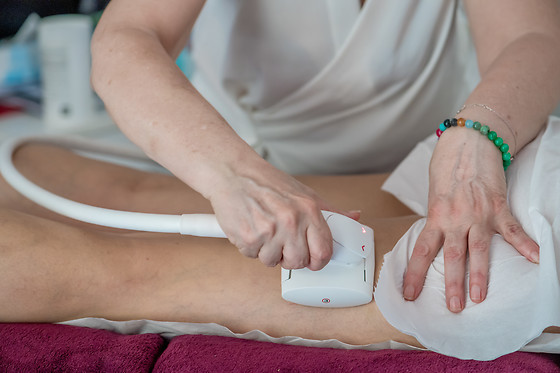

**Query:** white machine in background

left=0, top=135, right=375, bottom=308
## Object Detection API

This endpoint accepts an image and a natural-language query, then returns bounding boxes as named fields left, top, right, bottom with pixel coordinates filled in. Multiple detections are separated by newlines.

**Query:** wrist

left=199, top=144, right=271, bottom=202
left=431, top=128, right=506, bottom=194
left=437, top=117, right=513, bottom=171
left=454, top=105, right=518, bottom=156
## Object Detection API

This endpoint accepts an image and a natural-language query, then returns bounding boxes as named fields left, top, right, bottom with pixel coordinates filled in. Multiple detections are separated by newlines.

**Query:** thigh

left=92, top=218, right=422, bottom=348
left=0, top=206, right=420, bottom=348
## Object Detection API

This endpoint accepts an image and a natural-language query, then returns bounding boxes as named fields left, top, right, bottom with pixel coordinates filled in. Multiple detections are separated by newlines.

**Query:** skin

left=90, top=0, right=560, bottom=314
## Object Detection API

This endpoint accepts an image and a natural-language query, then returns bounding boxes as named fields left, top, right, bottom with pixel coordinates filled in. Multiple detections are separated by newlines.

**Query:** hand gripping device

left=281, top=211, right=374, bottom=307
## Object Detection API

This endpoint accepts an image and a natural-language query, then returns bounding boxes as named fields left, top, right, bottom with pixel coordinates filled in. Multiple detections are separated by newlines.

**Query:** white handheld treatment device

left=0, top=135, right=375, bottom=308
left=282, top=211, right=374, bottom=308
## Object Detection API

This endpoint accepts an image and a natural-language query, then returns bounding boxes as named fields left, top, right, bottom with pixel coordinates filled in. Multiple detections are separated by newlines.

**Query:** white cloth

left=190, top=0, right=479, bottom=173
left=376, top=116, right=560, bottom=360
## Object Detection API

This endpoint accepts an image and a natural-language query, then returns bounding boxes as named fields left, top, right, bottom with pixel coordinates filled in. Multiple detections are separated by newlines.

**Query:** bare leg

left=0, top=144, right=422, bottom=347
left=0, top=206, right=421, bottom=346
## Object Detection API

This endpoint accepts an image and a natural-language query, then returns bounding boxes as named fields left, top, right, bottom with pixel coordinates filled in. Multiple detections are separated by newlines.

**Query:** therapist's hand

left=402, top=127, right=540, bottom=313
left=208, top=158, right=360, bottom=270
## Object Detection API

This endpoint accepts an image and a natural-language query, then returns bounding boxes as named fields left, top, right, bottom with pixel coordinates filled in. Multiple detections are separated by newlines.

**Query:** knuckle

left=445, top=279, right=463, bottom=291
left=469, top=239, right=489, bottom=255
left=298, top=197, right=319, bottom=215
left=312, top=246, right=331, bottom=264
left=469, top=271, right=487, bottom=285
left=412, top=243, right=432, bottom=259
left=239, top=246, right=259, bottom=259
left=503, top=222, right=523, bottom=237
left=277, top=210, right=298, bottom=232
left=258, top=220, right=276, bottom=240
left=257, top=250, right=279, bottom=267
left=242, top=233, right=261, bottom=251
left=261, top=257, right=278, bottom=267
left=444, top=246, right=466, bottom=262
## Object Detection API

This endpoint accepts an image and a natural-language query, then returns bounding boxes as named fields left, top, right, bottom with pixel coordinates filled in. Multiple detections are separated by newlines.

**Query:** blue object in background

left=1, top=42, right=40, bottom=87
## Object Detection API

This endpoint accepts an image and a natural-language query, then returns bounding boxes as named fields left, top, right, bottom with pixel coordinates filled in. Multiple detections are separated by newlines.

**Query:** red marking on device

left=361, top=245, right=365, bottom=251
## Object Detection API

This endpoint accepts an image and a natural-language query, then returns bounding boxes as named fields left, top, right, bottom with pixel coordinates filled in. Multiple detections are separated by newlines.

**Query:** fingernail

left=403, top=285, right=415, bottom=300
left=450, top=296, right=462, bottom=313
left=471, top=285, right=482, bottom=302
left=349, top=210, right=362, bottom=214
left=531, top=251, right=540, bottom=264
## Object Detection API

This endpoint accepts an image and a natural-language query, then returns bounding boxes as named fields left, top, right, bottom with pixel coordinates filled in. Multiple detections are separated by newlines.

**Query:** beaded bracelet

left=436, top=118, right=513, bottom=171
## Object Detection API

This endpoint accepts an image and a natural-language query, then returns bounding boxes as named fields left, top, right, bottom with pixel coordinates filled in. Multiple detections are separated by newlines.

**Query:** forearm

left=460, top=0, right=560, bottom=155
left=91, top=26, right=261, bottom=199
left=459, top=32, right=560, bottom=154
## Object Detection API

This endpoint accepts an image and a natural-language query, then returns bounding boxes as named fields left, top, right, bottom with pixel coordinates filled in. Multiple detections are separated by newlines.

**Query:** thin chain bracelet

left=436, top=118, right=513, bottom=171
left=456, top=103, right=517, bottom=155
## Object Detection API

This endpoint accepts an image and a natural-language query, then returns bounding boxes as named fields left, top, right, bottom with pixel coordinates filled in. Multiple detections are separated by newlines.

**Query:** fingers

left=496, top=211, right=540, bottom=264
left=304, top=215, right=333, bottom=271
left=406, top=219, right=530, bottom=312
left=442, top=231, right=468, bottom=313
left=467, top=224, right=491, bottom=304
left=243, top=205, right=332, bottom=271
left=403, top=225, right=444, bottom=301
left=279, top=206, right=332, bottom=271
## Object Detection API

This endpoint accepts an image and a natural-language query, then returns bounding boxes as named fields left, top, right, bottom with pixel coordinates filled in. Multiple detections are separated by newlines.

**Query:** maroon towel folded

left=154, top=334, right=560, bottom=373
left=0, top=323, right=165, bottom=373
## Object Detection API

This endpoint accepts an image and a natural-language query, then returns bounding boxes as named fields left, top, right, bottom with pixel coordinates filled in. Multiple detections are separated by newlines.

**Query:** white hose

left=0, top=135, right=226, bottom=238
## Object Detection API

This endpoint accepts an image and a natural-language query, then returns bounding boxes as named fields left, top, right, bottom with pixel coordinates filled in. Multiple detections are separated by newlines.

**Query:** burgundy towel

left=0, top=323, right=165, bottom=373
left=154, top=334, right=560, bottom=373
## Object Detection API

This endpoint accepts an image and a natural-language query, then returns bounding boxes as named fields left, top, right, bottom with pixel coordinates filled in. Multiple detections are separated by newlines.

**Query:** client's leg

left=0, top=207, right=421, bottom=348
left=0, top=143, right=420, bottom=347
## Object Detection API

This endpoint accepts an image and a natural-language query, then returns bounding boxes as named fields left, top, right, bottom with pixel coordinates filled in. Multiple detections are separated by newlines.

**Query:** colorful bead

left=437, top=117, right=513, bottom=172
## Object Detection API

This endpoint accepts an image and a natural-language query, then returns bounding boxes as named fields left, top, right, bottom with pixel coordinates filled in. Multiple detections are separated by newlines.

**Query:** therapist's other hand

left=402, top=127, right=539, bottom=313
left=208, top=159, right=360, bottom=270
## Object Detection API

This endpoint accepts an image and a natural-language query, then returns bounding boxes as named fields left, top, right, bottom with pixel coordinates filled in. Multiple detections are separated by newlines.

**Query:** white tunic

left=190, top=0, right=479, bottom=173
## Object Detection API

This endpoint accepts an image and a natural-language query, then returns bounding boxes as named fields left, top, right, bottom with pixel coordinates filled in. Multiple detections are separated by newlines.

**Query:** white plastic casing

left=281, top=211, right=374, bottom=308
